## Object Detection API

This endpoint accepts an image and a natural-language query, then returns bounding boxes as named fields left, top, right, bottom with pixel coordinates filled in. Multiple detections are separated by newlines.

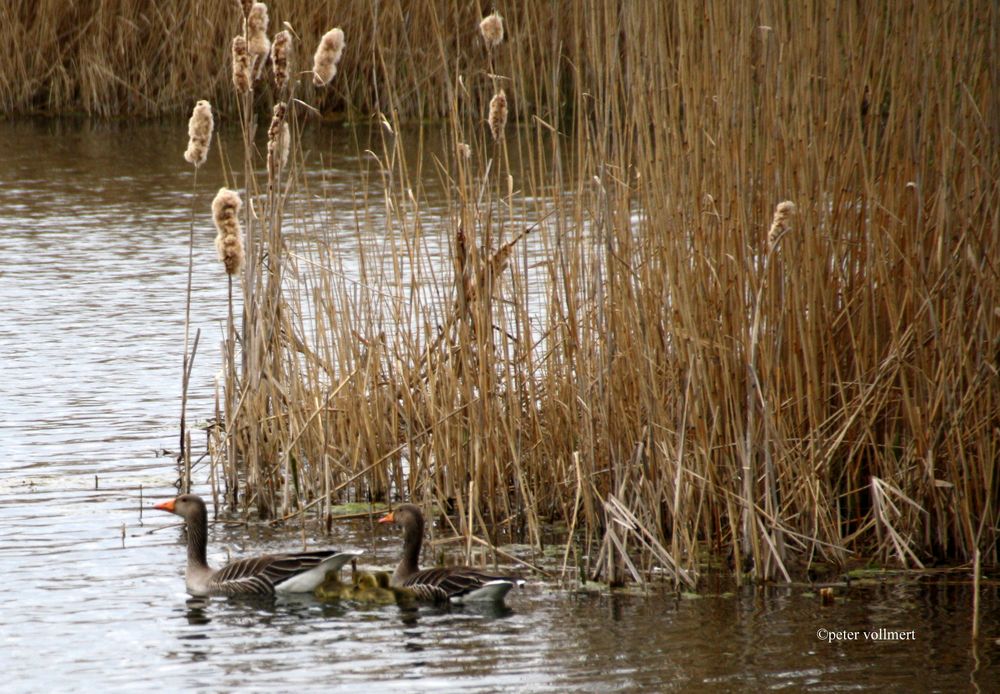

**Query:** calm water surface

left=1, top=120, right=998, bottom=692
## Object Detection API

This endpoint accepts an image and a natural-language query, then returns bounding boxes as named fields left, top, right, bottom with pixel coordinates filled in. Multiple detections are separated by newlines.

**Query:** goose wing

left=402, top=567, right=522, bottom=602
left=211, top=550, right=346, bottom=595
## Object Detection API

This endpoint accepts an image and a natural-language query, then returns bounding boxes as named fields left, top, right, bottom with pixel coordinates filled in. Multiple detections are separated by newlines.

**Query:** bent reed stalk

left=182, top=1, right=995, bottom=585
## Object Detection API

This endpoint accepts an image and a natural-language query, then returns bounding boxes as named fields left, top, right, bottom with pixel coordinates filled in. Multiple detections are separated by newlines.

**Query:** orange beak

left=154, top=499, right=176, bottom=513
left=378, top=511, right=395, bottom=524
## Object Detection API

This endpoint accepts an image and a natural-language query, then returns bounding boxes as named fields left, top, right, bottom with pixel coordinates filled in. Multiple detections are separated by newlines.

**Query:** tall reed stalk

left=179, top=99, right=213, bottom=493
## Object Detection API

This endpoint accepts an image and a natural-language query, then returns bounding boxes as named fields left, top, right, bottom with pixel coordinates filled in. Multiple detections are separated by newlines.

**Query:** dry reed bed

left=3, top=1, right=559, bottom=118
left=167, top=2, right=998, bottom=585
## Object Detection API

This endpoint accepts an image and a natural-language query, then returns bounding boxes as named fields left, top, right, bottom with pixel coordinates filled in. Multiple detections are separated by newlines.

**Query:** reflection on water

left=0, top=119, right=998, bottom=692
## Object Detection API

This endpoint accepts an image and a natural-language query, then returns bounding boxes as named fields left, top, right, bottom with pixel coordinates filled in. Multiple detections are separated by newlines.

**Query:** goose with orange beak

left=378, top=504, right=524, bottom=603
left=154, top=494, right=362, bottom=597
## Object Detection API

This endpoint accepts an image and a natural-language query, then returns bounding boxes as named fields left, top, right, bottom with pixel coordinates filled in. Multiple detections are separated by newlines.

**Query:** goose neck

left=184, top=508, right=210, bottom=570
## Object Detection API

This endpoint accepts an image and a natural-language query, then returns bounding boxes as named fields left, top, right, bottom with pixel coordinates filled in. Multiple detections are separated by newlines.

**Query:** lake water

left=1, top=119, right=997, bottom=692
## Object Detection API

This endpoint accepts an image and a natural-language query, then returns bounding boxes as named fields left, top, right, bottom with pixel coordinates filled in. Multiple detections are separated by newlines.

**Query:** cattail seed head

left=277, top=122, right=290, bottom=170
left=267, top=101, right=287, bottom=137
left=247, top=2, right=271, bottom=81
left=183, top=100, right=214, bottom=167
left=488, top=89, right=508, bottom=141
left=479, top=13, right=504, bottom=49
left=232, top=35, right=252, bottom=93
left=212, top=188, right=245, bottom=275
left=271, top=30, right=292, bottom=92
left=267, top=102, right=290, bottom=175
left=240, top=0, right=253, bottom=19
left=767, top=201, right=796, bottom=250
left=312, top=27, right=346, bottom=87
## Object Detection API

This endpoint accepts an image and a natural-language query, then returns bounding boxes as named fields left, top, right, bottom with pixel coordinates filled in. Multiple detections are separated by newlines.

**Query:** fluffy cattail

left=479, top=13, right=504, bottom=49
left=267, top=102, right=290, bottom=175
left=457, top=142, right=471, bottom=159
left=766, top=200, right=796, bottom=250
left=271, top=30, right=292, bottom=91
left=488, top=89, right=508, bottom=141
left=247, top=2, right=271, bottom=81
left=277, top=122, right=290, bottom=169
left=212, top=188, right=245, bottom=275
left=232, top=35, right=252, bottom=93
left=183, top=100, right=213, bottom=167
left=312, top=27, right=345, bottom=87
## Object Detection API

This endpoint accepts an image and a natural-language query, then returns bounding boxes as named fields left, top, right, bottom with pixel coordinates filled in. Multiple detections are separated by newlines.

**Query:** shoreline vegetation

left=22, top=2, right=998, bottom=586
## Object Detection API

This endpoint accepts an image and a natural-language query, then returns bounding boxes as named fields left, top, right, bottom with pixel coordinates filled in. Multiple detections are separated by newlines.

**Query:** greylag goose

left=154, top=494, right=362, bottom=597
left=378, top=504, right=524, bottom=603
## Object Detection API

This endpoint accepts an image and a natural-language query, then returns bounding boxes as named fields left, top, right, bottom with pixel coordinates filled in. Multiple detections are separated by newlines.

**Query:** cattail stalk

left=276, top=123, right=290, bottom=170
left=767, top=201, right=796, bottom=251
left=742, top=199, right=798, bottom=580
left=212, top=189, right=245, bottom=275
left=312, top=28, right=346, bottom=86
left=479, top=13, right=504, bottom=49
left=267, top=102, right=290, bottom=176
left=179, top=100, right=213, bottom=487
left=232, top=36, right=252, bottom=93
left=488, top=89, right=508, bottom=141
left=272, top=30, right=292, bottom=92
left=247, top=2, right=271, bottom=81
left=183, top=100, right=213, bottom=167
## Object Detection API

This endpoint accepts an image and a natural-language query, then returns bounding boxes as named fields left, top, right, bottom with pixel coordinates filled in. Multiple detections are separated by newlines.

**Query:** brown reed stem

left=973, top=547, right=981, bottom=639
left=179, top=165, right=200, bottom=475
left=225, top=273, right=237, bottom=505
left=181, top=329, right=200, bottom=494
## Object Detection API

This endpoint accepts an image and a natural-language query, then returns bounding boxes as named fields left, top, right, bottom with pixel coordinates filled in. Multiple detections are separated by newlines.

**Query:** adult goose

left=154, top=494, right=362, bottom=597
left=378, top=504, right=524, bottom=603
